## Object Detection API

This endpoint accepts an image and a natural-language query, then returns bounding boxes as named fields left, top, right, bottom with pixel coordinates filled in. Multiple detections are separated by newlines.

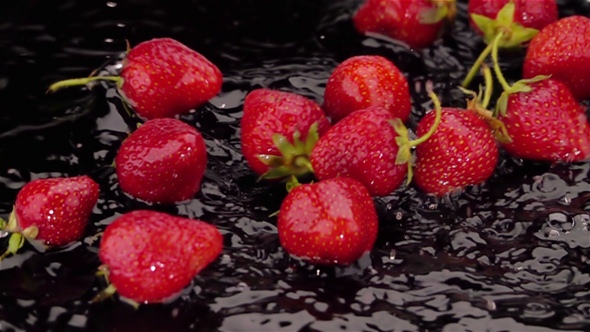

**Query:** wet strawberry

left=48, top=38, right=223, bottom=119
left=523, top=15, right=590, bottom=101
left=310, top=106, right=408, bottom=197
left=323, top=55, right=411, bottom=123
left=461, top=0, right=556, bottom=88
left=277, top=177, right=378, bottom=266
left=492, top=34, right=590, bottom=162
left=115, top=118, right=207, bottom=204
left=353, top=0, right=456, bottom=49
left=311, top=93, right=444, bottom=197
left=413, top=108, right=499, bottom=196
left=1, top=175, right=99, bottom=259
left=240, top=88, right=330, bottom=181
left=97, top=210, right=223, bottom=304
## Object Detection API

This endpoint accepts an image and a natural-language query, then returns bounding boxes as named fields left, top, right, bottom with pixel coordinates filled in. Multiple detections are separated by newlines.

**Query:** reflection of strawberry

left=523, top=15, right=590, bottom=101
left=323, top=55, right=411, bottom=124
left=48, top=38, right=223, bottom=119
left=240, top=89, right=330, bottom=181
left=97, top=210, right=223, bottom=304
left=462, top=0, right=557, bottom=88
left=353, top=0, right=456, bottom=49
left=1, top=176, right=99, bottom=259
left=277, top=177, right=378, bottom=266
left=115, top=118, right=207, bottom=204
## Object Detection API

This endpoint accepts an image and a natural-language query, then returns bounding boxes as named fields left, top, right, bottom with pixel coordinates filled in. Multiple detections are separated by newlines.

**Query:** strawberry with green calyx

left=353, top=0, right=457, bottom=50
left=95, top=210, right=223, bottom=305
left=310, top=91, right=443, bottom=197
left=0, top=175, right=99, bottom=260
left=48, top=38, right=222, bottom=120
left=277, top=176, right=378, bottom=266
left=240, top=89, right=331, bottom=182
left=491, top=32, right=590, bottom=162
left=413, top=73, right=500, bottom=196
left=461, top=0, right=557, bottom=88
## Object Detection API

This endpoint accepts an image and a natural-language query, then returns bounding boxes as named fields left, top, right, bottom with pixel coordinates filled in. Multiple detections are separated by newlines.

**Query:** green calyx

left=419, top=0, right=457, bottom=25
left=0, top=209, right=26, bottom=260
left=257, top=122, right=319, bottom=182
left=392, top=91, right=443, bottom=185
left=471, top=1, right=538, bottom=48
left=462, top=1, right=538, bottom=88
left=490, top=32, right=550, bottom=118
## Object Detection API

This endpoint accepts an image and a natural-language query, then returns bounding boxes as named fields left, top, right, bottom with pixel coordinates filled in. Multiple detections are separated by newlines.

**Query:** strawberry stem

left=90, top=284, right=118, bottom=304
left=461, top=41, right=494, bottom=88
left=410, top=91, right=443, bottom=148
left=481, top=64, right=493, bottom=110
left=47, top=76, right=121, bottom=93
left=392, top=91, right=443, bottom=185
left=491, top=32, right=512, bottom=92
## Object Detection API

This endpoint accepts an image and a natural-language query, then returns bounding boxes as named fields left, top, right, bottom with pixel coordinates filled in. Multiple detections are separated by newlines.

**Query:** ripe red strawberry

left=413, top=107, right=499, bottom=196
left=48, top=38, right=223, bottom=119
left=115, top=118, right=207, bottom=204
left=523, top=15, right=590, bottom=101
left=491, top=34, right=590, bottom=162
left=461, top=0, right=557, bottom=88
left=310, top=106, right=408, bottom=197
left=353, top=0, right=456, bottom=49
left=311, top=92, right=446, bottom=197
left=240, top=88, right=331, bottom=180
left=1, top=175, right=99, bottom=259
left=277, top=177, right=378, bottom=266
left=323, top=55, right=411, bottom=123
left=97, top=210, right=223, bottom=303
left=495, top=78, right=590, bottom=162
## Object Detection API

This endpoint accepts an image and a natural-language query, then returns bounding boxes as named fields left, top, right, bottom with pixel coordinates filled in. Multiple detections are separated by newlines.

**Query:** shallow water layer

left=1, top=0, right=590, bottom=331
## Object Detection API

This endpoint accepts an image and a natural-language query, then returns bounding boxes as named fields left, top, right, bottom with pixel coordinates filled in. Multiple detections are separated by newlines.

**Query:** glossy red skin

left=498, top=79, right=590, bottom=162
left=323, top=55, right=411, bottom=123
left=523, top=16, right=590, bottom=101
left=311, top=106, right=407, bottom=197
left=99, top=210, right=223, bottom=303
left=15, top=176, right=99, bottom=246
left=115, top=118, right=207, bottom=204
left=468, top=0, right=558, bottom=33
left=240, top=89, right=331, bottom=176
left=353, top=0, right=446, bottom=49
left=414, top=108, right=499, bottom=196
left=277, top=177, right=378, bottom=266
left=120, top=38, right=223, bottom=119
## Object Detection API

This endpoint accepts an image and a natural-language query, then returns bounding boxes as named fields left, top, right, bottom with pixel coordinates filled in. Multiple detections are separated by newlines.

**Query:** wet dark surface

left=1, top=0, right=590, bottom=331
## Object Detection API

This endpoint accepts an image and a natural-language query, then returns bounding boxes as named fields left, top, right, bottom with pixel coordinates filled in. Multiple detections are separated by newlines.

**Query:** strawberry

left=523, top=15, right=590, bottom=101
left=240, top=88, right=330, bottom=180
left=48, top=38, right=223, bottom=119
left=115, top=118, right=207, bottom=204
left=311, top=92, right=444, bottom=197
left=491, top=34, right=590, bottom=162
left=277, top=177, right=378, bottom=266
left=353, top=0, right=456, bottom=49
left=322, top=55, right=412, bottom=124
left=413, top=106, right=499, bottom=196
left=461, top=0, right=557, bottom=88
left=96, top=210, right=223, bottom=304
left=310, top=106, right=407, bottom=197
left=0, top=175, right=99, bottom=259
